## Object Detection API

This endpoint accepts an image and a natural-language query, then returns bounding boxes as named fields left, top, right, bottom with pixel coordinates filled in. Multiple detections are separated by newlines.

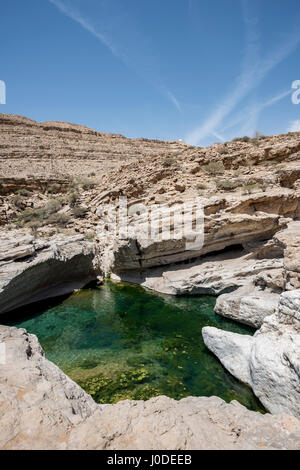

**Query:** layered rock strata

left=0, top=113, right=187, bottom=181
left=0, top=233, right=97, bottom=315
left=1, top=114, right=300, bottom=447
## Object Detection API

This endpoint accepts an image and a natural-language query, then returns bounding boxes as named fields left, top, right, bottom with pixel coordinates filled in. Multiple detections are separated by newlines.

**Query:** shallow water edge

left=3, top=281, right=265, bottom=412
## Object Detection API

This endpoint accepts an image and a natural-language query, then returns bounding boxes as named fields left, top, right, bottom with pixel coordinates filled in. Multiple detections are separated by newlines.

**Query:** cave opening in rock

left=199, top=243, right=246, bottom=259
left=170, top=243, right=246, bottom=268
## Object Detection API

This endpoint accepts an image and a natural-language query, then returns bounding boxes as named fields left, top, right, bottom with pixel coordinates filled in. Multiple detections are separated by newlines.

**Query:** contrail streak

left=48, top=0, right=181, bottom=111
left=185, top=0, right=300, bottom=145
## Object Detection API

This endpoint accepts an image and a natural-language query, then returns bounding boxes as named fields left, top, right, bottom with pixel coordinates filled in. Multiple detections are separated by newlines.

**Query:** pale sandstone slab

left=215, top=284, right=280, bottom=328
left=113, top=252, right=283, bottom=296
left=203, top=289, right=300, bottom=418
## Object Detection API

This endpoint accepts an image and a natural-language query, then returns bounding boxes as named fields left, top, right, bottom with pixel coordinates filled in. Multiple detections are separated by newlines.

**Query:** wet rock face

left=203, top=289, right=300, bottom=418
left=0, top=325, right=299, bottom=450
left=0, top=233, right=97, bottom=315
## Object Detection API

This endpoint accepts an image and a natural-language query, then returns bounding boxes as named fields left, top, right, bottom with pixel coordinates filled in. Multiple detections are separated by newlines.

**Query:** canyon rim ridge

left=0, top=112, right=299, bottom=450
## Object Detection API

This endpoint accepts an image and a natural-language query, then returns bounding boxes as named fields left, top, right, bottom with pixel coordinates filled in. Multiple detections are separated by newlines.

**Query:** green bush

left=162, top=156, right=176, bottom=168
left=232, top=136, right=251, bottom=143
left=216, top=180, right=240, bottom=191
left=196, top=183, right=207, bottom=190
left=72, top=206, right=88, bottom=219
left=242, top=183, right=261, bottom=194
left=46, top=199, right=63, bottom=214
left=47, top=183, right=61, bottom=194
left=85, top=232, right=95, bottom=241
left=17, top=207, right=48, bottom=225
left=12, top=195, right=25, bottom=209
left=69, top=192, right=79, bottom=207
left=17, top=198, right=65, bottom=227
left=26, top=220, right=43, bottom=234
left=204, top=161, right=225, bottom=175
left=77, top=178, right=97, bottom=191
left=218, top=147, right=229, bottom=155
left=17, top=189, right=32, bottom=197
left=48, top=213, right=70, bottom=227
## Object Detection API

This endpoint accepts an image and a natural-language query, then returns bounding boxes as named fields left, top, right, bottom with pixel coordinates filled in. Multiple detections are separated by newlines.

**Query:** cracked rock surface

left=203, top=289, right=300, bottom=419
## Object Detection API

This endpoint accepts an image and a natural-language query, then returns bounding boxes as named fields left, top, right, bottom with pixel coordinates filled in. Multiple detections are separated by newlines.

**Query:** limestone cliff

left=1, top=113, right=300, bottom=447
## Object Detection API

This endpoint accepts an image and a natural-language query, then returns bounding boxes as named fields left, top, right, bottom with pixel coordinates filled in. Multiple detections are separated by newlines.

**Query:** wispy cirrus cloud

left=220, top=89, right=292, bottom=139
left=48, top=0, right=182, bottom=111
left=166, top=91, right=182, bottom=112
left=185, top=0, right=300, bottom=145
left=49, top=0, right=120, bottom=59
left=211, top=130, right=227, bottom=143
left=288, top=120, right=300, bottom=132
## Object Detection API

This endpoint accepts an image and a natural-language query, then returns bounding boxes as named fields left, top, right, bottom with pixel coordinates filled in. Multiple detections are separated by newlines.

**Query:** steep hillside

left=1, top=112, right=300, bottom=236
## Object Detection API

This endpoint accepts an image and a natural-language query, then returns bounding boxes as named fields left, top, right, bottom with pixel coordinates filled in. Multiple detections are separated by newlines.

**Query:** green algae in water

left=5, top=281, right=264, bottom=411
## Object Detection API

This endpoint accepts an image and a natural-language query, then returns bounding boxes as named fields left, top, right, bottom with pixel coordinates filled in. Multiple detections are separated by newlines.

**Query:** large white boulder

left=215, top=284, right=280, bottom=328
left=203, top=289, right=300, bottom=418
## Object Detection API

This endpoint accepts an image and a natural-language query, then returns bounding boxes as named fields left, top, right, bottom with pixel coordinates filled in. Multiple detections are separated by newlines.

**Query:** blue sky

left=1, top=0, right=300, bottom=145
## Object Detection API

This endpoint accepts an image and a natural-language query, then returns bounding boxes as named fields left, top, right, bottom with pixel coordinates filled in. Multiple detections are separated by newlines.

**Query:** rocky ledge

left=102, top=191, right=299, bottom=302
left=0, top=232, right=97, bottom=315
left=0, top=325, right=299, bottom=450
left=203, top=288, right=300, bottom=418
